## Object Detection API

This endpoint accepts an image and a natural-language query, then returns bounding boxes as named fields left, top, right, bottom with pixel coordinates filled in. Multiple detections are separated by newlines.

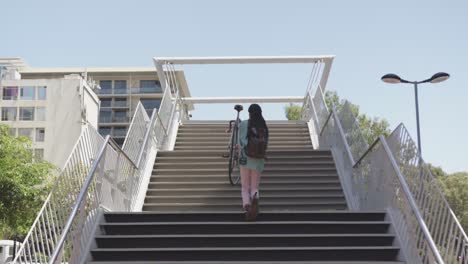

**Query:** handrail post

left=136, top=108, right=157, bottom=167
left=380, top=136, right=444, bottom=264
left=48, top=135, right=111, bottom=264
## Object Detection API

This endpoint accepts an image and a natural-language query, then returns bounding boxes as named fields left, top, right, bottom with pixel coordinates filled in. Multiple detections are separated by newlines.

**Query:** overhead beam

left=181, top=96, right=304, bottom=104
left=153, top=56, right=334, bottom=65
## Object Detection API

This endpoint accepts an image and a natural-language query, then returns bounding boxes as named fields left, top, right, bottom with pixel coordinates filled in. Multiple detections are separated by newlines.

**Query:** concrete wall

left=0, top=75, right=100, bottom=168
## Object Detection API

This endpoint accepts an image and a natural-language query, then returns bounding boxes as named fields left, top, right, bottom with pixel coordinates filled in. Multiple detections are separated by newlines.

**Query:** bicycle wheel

left=228, top=128, right=241, bottom=186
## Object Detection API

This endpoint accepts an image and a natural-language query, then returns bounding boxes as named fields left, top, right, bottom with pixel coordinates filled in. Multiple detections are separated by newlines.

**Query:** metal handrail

left=380, top=135, right=444, bottom=263
left=391, top=124, right=468, bottom=255
left=319, top=110, right=333, bottom=136
left=136, top=108, right=157, bottom=167
left=12, top=127, right=91, bottom=262
left=108, top=137, right=138, bottom=169
left=307, top=87, right=448, bottom=262
left=331, top=109, right=355, bottom=165
left=155, top=111, right=168, bottom=136
left=48, top=135, right=111, bottom=263
left=352, top=136, right=382, bottom=168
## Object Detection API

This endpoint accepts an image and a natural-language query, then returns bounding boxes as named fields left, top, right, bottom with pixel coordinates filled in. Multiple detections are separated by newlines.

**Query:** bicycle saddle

left=234, top=104, right=243, bottom=112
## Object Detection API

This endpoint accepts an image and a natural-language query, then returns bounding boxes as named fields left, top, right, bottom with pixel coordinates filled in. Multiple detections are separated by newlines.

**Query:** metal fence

left=123, top=102, right=150, bottom=164
left=388, top=124, right=468, bottom=263
left=304, top=81, right=460, bottom=263
left=12, top=89, right=174, bottom=263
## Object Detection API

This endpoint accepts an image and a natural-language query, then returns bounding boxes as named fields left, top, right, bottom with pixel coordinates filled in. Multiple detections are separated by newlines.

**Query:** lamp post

left=381, top=72, right=450, bottom=157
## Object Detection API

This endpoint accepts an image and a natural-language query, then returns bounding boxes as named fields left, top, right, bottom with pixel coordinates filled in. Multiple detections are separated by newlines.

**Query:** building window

left=20, top=86, right=36, bottom=100
left=141, top=99, right=161, bottom=111
left=99, top=80, right=112, bottom=94
left=8, top=128, right=16, bottom=136
left=139, top=80, right=162, bottom=93
left=114, top=80, right=127, bottom=94
left=113, top=111, right=128, bottom=122
left=18, top=128, right=34, bottom=141
left=19, top=107, right=35, bottom=121
left=38, top=86, right=47, bottom=100
left=36, top=107, right=46, bottom=121
left=99, top=109, right=112, bottom=123
left=2, top=86, right=18, bottom=100
left=34, top=149, right=44, bottom=160
left=99, top=127, right=111, bottom=136
left=113, top=126, right=127, bottom=137
left=101, top=99, right=112, bottom=107
left=36, top=128, right=45, bottom=142
left=114, top=98, right=127, bottom=107
left=1, top=107, right=17, bottom=121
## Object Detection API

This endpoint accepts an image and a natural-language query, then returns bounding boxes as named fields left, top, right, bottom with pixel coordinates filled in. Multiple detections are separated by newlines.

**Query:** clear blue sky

left=1, top=0, right=466, bottom=173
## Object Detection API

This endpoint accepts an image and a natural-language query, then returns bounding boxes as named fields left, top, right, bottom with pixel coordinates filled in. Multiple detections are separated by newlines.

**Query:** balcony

left=99, top=116, right=129, bottom=124
left=97, top=89, right=113, bottom=95
left=96, top=89, right=128, bottom=95
left=113, top=129, right=128, bottom=138
left=114, top=89, right=128, bottom=95
left=99, top=116, right=112, bottom=123
left=131, top=87, right=163, bottom=94
left=113, top=101, right=129, bottom=108
left=112, top=116, right=130, bottom=123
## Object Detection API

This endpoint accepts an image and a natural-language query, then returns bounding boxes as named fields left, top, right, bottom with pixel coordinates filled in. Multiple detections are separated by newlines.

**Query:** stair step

left=91, top=246, right=400, bottom=261
left=101, top=221, right=391, bottom=235
left=153, top=168, right=338, bottom=174
left=95, top=234, right=395, bottom=248
left=176, top=131, right=312, bottom=136
left=89, top=261, right=405, bottom=264
left=145, top=187, right=344, bottom=196
left=175, top=136, right=312, bottom=141
left=142, top=202, right=347, bottom=211
left=174, top=145, right=314, bottom=150
left=144, top=194, right=345, bottom=203
left=154, top=161, right=335, bottom=167
left=175, top=141, right=311, bottom=146
left=146, top=181, right=342, bottom=189
left=150, top=175, right=339, bottom=183
left=155, top=156, right=334, bottom=163
left=178, top=127, right=310, bottom=132
left=157, top=149, right=331, bottom=157
left=103, top=212, right=388, bottom=223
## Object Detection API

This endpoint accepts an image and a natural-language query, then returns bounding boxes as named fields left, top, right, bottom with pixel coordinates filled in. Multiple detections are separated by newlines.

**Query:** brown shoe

left=244, top=204, right=253, bottom=221
left=250, top=192, right=259, bottom=221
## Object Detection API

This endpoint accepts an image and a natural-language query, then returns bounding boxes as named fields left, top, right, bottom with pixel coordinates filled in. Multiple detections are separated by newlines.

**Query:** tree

left=0, top=125, right=55, bottom=239
left=438, top=172, right=468, bottom=232
left=324, top=90, right=390, bottom=145
left=428, top=163, right=446, bottom=179
left=284, top=103, right=302, bottom=120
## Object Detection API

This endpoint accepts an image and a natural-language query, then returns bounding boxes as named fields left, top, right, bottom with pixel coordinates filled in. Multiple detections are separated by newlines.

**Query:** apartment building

left=0, top=58, right=99, bottom=168
left=13, top=60, right=190, bottom=146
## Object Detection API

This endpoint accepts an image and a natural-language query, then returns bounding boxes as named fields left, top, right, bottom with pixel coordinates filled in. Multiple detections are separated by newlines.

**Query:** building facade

left=0, top=59, right=100, bottom=168
left=19, top=66, right=190, bottom=146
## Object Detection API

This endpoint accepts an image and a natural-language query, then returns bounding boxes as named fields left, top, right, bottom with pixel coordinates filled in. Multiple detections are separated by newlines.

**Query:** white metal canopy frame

left=153, top=55, right=335, bottom=105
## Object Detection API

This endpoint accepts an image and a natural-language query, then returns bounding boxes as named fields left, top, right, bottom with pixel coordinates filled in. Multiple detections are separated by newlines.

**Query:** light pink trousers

left=240, top=166, right=261, bottom=207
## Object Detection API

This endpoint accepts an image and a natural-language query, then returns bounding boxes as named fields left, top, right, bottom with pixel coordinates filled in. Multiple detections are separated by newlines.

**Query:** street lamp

left=381, top=72, right=450, bottom=157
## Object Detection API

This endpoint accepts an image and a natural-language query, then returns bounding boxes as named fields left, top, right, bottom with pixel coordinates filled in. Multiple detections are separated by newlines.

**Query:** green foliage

left=428, top=163, right=446, bottom=179
left=284, top=103, right=302, bottom=121
left=325, top=90, right=391, bottom=145
left=438, top=172, right=468, bottom=232
left=0, top=125, right=55, bottom=239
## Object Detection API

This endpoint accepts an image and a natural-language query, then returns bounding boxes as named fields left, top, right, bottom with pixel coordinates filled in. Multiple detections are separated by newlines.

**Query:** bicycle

left=225, top=104, right=243, bottom=186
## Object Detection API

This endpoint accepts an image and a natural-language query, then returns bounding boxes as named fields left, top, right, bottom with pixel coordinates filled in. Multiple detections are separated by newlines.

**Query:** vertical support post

left=153, top=59, right=168, bottom=95
left=414, top=82, right=422, bottom=157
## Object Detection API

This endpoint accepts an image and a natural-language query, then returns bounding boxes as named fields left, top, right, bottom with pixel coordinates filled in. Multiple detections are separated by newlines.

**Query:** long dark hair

left=248, top=104, right=268, bottom=133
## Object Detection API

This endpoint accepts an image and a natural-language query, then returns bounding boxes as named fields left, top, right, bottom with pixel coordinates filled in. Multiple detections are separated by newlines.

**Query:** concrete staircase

left=89, top=121, right=404, bottom=263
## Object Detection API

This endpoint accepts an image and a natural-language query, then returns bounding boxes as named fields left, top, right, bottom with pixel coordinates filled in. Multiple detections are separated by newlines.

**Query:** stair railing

left=303, top=83, right=459, bottom=263
left=387, top=124, right=468, bottom=263
left=12, top=90, right=178, bottom=263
